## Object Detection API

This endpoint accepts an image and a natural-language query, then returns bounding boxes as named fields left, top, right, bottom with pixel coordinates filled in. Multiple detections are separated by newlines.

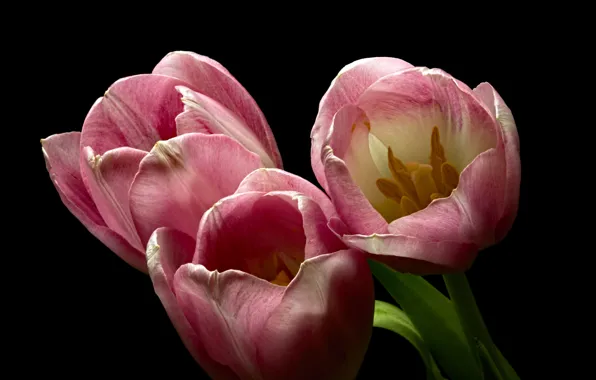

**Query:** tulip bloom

left=311, top=58, right=520, bottom=273
left=147, top=169, right=374, bottom=380
left=42, top=51, right=281, bottom=272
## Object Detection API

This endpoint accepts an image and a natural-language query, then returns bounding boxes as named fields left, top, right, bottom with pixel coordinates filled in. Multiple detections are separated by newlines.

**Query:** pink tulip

left=311, top=58, right=521, bottom=274
left=147, top=168, right=374, bottom=380
left=42, top=51, right=281, bottom=272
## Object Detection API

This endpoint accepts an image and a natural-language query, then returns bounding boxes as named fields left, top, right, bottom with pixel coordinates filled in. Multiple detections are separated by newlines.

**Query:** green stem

left=443, top=273, right=518, bottom=380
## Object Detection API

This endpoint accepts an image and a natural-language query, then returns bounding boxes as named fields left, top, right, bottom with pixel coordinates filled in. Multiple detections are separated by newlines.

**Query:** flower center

left=245, top=252, right=303, bottom=286
left=375, top=126, right=460, bottom=221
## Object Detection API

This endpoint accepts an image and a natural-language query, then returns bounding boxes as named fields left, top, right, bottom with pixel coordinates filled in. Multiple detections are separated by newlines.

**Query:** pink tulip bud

left=147, top=169, right=374, bottom=379
left=41, top=51, right=281, bottom=272
left=311, top=58, right=521, bottom=274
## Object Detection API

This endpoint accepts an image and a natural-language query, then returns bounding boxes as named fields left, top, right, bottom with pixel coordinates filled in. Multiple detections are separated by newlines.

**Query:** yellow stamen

left=400, top=196, right=419, bottom=216
left=441, top=162, right=460, bottom=193
left=247, top=251, right=303, bottom=286
left=387, top=146, right=408, bottom=173
left=376, top=178, right=404, bottom=203
left=431, top=126, right=446, bottom=160
left=411, top=164, right=438, bottom=208
left=271, top=270, right=291, bottom=286
left=278, top=252, right=301, bottom=277
left=405, top=162, right=420, bottom=173
left=373, top=126, right=461, bottom=222
left=430, top=126, right=446, bottom=193
left=391, top=169, right=420, bottom=206
left=246, top=253, right=278, bottom=281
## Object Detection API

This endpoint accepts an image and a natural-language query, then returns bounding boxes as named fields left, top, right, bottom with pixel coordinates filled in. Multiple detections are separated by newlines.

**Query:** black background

left=26, top=19, right=550, bottom=379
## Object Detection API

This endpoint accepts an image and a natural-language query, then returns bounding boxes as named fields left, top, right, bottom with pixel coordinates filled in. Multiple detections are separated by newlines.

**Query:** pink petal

left=153, top=51, right=282, bottom=168
left=146, top=228, right=237, bottom=379
left=42, top=133, right=103, bottom=225
left=257, top=249, right=374, bottom=380
left=452, top=147, right=507, bottom=247
left=235, top=168, right=337, bottom=220
left=80, top=146, right=146, bottom=251
left=175, top=110, right=213, bottom=135
left=311, top=57, right=414, bottom=191
left=387, top=190, right=476, bottom=242
left=357, top=68, right=500, bottom=173
left=474, top=83, right=521, bottom=242
left=322, top=146, right=388, bottom=235
left=342, top=233, right=478, bottom=274
left=327, top=200, right=479, bottom=273
left=195, top=192, right=307, bottom=270
left=176, top=86, right=276, bottom=168
left=42, top=133, right=145, bottom=272
left=348, top=148, right=505, bottom=273
left=326, top=104, right=366, bottom=160
left=333, top=104, right=400, bottom=223
left=80, top=74, right=188, bottom=155
left=174, top=264, right=284, bottom=379
left=129, top=134, right=263, bottom=246
left=291, top=193, right=346, bottom=259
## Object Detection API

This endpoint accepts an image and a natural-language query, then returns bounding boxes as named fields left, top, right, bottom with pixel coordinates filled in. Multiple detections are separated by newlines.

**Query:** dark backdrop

left=30, top=25, right=541, bottom=379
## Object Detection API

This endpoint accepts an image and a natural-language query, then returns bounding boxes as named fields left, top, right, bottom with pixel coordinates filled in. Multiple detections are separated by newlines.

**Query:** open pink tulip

left=147, top=169, right=374, bottom=379
left=311, top=58, right=520, bottom=274
left=42, top=51, right=280, bottom=272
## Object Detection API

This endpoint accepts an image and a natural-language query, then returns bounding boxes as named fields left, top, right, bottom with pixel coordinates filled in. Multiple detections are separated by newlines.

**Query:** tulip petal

left=360, top=148, right=506, bottom=272
left=176, top=86, right=275, bottom=167
left=195, top=192, right=307, bottom=272
left=451, top=147, right=507, bottom=247
left=41, top=133, right=145, bottom=271
left=147, top=228, right=237, bottom=379
left=357, top=68, right=499, bottom=173
left=322, top=138, right=389, bottom=235
left=311, top=57, right=414, bottom=190
left=129, top=134, right=263, bottom=246
left=257, top=250, right=374, bottom=380
left=295, top=194, right=346, bottom=259
left=80, top=74, right=188, bottom=155
left=153, top=51, right=282, bottom=168
left=474, top=83, right=521, bottom=242
left=80, top=146, right=146, bottom=251
left=235, top=168, right=337, bottom=220
left=174, top=264, right=284, bottom=379
left=175, top=110, right=213, bottom=135
left=343, top=233, right=478, bottom=274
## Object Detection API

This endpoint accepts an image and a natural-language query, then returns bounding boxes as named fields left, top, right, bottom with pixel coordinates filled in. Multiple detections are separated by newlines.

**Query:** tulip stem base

left=443, top=272, right=519, bottom=380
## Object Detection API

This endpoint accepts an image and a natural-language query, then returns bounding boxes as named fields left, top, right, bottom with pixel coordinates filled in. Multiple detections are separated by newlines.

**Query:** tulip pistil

left=375, top=126, right=460, bottom=221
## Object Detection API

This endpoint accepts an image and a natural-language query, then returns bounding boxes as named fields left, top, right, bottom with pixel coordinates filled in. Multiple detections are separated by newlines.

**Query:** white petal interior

left=344, top=124, right=400, bottom=222
left=368, top=132, right=392, bottom=179
left=368, top=103, right=496, bottom=172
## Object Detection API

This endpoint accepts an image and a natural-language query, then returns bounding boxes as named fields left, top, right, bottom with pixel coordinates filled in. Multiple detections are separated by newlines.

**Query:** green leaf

left=477, top=339, right=505, bottom=380
left=493, top=346, right=520, bottom=380
left=374, top=300, right=445, bottom=380
left=368, top=260, right=483, bottom=380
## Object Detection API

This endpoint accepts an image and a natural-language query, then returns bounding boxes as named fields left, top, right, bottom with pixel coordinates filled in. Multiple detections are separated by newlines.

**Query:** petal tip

left=321, top=145, right=335, bottom=162
left=83, top=146, right=99, bottom=169
left=151, top=140, right=184, bottom=168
